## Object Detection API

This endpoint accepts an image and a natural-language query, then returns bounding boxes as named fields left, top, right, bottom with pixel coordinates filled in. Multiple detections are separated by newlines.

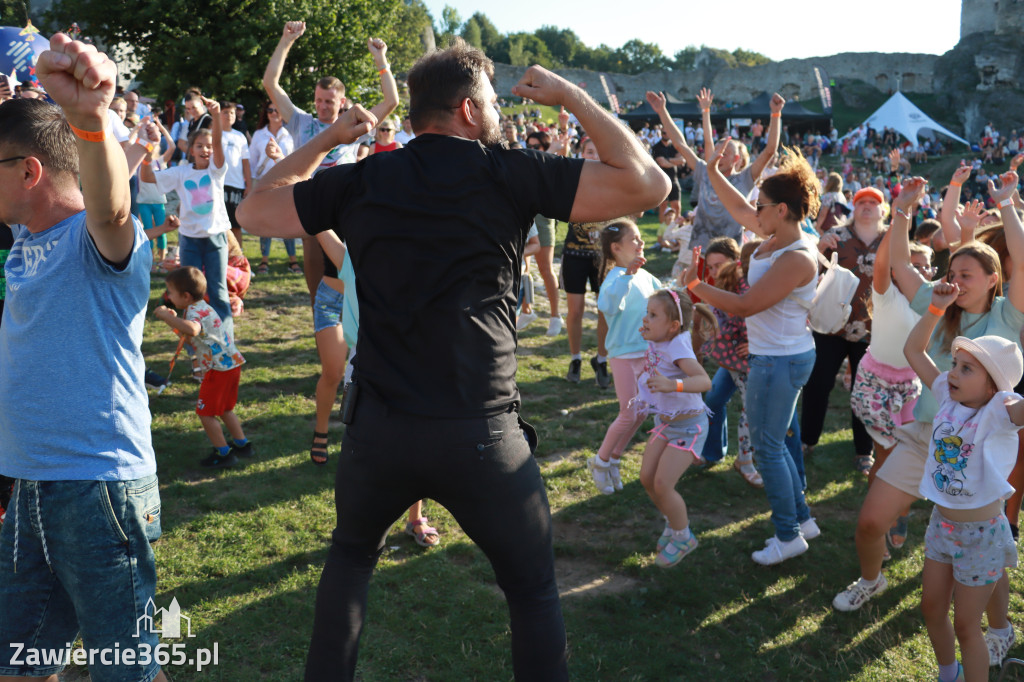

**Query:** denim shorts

left=0, top=475, right=162, bottom=682
left=313, top=279, right=344, bottom=333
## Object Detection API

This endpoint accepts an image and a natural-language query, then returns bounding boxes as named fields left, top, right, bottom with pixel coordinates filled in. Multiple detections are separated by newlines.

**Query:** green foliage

left=505, top=32, right=555, bottom=69
left=0, top=0, right=28, bottom=26
left=44, top=0, right=407, bottom=112
left=733, top=47, right=772, bottom=67
left=673, top=46, right=700, bottom=71
left=613, top=38, right=671, bottom=74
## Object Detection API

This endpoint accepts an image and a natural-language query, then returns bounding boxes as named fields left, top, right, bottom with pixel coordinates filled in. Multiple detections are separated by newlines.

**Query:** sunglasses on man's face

left=527, top=144, right=542, bottom=150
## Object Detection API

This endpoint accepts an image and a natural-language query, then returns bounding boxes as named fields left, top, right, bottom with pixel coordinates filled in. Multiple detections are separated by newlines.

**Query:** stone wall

left=494, top=52, right=938, bottom=108
left=960, top=0, right=999, bottom=38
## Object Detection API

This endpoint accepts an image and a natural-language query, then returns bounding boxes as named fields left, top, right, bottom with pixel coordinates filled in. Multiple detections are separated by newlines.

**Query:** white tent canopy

left=857, top=92, right=969, bottom=147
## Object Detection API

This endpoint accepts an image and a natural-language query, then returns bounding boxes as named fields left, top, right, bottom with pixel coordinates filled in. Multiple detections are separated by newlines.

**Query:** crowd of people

left=4, top=25, right=1024, bottom=682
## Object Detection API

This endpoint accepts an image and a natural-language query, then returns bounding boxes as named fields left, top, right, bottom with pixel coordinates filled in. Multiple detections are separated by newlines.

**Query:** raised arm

left=365, top=38, right=398, bottom=124
left=903, top=281, right=958, bottom=390
left=939, top=165, right=972, bottom=248
left=705, top=140, right=759, bottom=233
left=155, top=119, right=176, bottom=164
left=681, top=246, right=816, bottom=318
left=696, top=88, right=715, bottom=163
left=512, top=66, right=669, bottom=222
left=748, top=93, right=784, bottom=180
left=36, top=33, right=135, bottom=263
left=204, top=97, right=224, bottom=169
left=236, top=104, right=377, bottom=238
left=262, top=21, right=304, bottom=124
left=645, top=91, right=698, bottom=168
left=316, top=228, right=347, bottom=269
left=989, top=171, right=1024, bottom=312
left=889, top=176, right=929, bottom=301
left=872, top=229, right=892, bottom=294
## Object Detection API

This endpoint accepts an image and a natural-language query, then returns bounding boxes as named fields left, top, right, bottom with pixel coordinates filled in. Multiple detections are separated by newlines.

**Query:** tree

left=614, top=39, right=669, bottom=75
left=387, top=0, right=434, bottom=74
left=1, top=0, right=28, bottom=26
left=460, top=16, right=482, bottom=50
left=434, top=4, right=461, bottom=47
left=673, top=46, right=699, bottom=72
left=45, top=0, right=405, bottom=116
left=732, top=48, right=772, bottom=67
left=504, top=32, right=554, bottom=69
left=534, top=25, right=581, bottom=68
left=466, top=12, right=502, bottom=57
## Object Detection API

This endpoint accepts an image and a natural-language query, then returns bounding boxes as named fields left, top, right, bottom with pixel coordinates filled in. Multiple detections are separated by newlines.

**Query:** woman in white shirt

left=251, top=100, right=300, bottom=274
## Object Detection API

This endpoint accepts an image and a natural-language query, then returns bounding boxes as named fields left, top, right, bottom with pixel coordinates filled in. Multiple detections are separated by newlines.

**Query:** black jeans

left=800, top=332, right=873, bottom=454
left=304, top=392, right=568, bottom=681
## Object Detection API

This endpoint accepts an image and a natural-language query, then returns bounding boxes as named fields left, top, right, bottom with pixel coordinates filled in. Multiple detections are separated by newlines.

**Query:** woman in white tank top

left=682, top=145, right=821, bottom=566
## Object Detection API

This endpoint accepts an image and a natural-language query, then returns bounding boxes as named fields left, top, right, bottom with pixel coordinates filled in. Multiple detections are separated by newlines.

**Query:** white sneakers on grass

left=516, top=311, right=538, bottom=331
left=587, top=455, right=614, bottom=495
left=986, top=624, right=1016, bottom=666
left=546, top=316, right=564, bottom=336
left=833, top=574, right=888, bottom=612
left=751, top=518, right=820, bottom=566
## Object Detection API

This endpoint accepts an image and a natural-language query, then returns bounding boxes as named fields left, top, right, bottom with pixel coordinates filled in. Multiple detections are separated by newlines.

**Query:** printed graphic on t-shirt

left=184, top=175, right=213, bottom=215
left=930, top=419, right=978, bottom=497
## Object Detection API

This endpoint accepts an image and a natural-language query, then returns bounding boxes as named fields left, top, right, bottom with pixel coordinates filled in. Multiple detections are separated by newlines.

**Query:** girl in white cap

left=904, top=279, right=1024, bottom=682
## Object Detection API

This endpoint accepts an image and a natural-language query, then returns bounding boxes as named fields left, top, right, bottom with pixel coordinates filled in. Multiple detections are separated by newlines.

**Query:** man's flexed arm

left=262, top=21, right=305, bottom=124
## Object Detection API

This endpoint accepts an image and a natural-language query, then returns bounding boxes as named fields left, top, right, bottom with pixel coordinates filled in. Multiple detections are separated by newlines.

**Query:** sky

left=423, top=0, right=963, bottom=62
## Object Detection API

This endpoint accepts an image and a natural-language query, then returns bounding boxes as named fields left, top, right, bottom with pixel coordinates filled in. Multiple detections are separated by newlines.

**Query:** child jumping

left=154, top=266, right=253, bottom=469
left=634, top=289, right=716, bottom=568
left=904, top=280, right=1024, bottom=681
left=589, top=220, right=662, bottom=494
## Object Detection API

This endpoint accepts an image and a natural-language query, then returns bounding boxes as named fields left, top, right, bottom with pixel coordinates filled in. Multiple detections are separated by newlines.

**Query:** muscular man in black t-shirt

left=238, top=40, right=668, bottom=682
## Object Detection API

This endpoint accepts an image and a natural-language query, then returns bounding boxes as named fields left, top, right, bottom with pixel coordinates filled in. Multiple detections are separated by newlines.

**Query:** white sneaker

left=986, top=624, right=1016, bottom=666
left=832, top=574, right=888, bottom=612
left=608, top=462, right=623, bottom=491
left=587, top=455, right=614, bottom=495
left=752, top=535, right=809, bottom=566
left=800, top=517, right=821, bottom=540
left=516, top=311, right=538, bottom=331
left=546, top=316, right=564, bottom=336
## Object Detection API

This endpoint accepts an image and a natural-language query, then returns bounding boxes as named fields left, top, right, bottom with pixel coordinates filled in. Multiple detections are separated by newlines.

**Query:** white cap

left=951, top=335, right=1024, bottom=393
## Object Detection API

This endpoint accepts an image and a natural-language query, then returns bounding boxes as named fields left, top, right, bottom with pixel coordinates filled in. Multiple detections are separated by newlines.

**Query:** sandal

left=405, top=517, right=440, bottom=548
left=288, top=262, right=303, bottom=274
left=310, top=431, right=329, bottom=466
left=854, top=454, right=874, bottom=476
left=256, top=262, right=270, bottom=275
left=734, top=460, right=764, bottom=488
left=886, top=512, right=910, bottom=550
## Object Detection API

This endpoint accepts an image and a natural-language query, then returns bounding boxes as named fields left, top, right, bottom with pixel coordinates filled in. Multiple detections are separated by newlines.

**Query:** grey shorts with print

left=924, top=506, right=1018, bottom=586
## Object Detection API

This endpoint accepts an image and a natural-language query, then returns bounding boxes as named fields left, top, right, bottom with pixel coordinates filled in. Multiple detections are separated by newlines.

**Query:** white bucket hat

left=951, top=335, right=1024, bottom=394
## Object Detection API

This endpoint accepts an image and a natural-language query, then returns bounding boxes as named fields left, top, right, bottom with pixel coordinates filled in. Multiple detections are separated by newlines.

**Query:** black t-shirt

left=294, top=134, right=584, bottom=417
left=651, top=140, right=681, bottom=182
left=0, top=222, right=12, bottom=322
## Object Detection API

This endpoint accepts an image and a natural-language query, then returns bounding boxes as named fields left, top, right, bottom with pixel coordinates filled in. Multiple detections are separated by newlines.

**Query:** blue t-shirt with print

left=0, top=212, right=155, bottom=480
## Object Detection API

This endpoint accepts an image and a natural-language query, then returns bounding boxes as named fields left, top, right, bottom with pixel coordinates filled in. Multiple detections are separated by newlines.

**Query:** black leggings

left=304, top=393, right=568, bottom=681
left=800, top=333, right=873, bottom=454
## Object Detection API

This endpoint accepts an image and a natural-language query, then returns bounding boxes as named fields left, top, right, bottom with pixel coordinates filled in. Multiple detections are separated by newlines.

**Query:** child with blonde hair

left=634, top=289, right=716, bottom=567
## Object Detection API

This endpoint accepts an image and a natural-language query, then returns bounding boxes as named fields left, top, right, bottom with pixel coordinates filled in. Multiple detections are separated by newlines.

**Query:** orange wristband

left=770, top=113, right=781, bottom=118
left=675, top=380, right=684, bottom=393
left=928, top=304, right=945, bottom=317
left=378, top=66, right=390, bottom=75
left=687, top=279, right=699, bottom=291
left=999, top=198, right=1014, bottom=208
left=69, top=122, right=105, bottom=143
left=702, top=108, right=710, bottom=113
left=949, top=181, right=962, bottom=188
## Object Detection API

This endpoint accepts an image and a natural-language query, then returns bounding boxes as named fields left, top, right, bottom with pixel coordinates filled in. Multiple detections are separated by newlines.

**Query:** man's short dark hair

left=407, top=38, right=495, bottom=132
left=0, top=98, right=79, bottom=176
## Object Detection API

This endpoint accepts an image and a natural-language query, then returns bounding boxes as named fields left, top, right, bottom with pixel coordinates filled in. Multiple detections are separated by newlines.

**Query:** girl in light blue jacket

left=587, top=220, right=663, bottom=495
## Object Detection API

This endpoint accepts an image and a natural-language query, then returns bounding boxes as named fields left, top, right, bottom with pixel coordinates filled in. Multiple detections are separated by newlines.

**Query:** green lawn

left=61, top=221, right=1024, bottom=681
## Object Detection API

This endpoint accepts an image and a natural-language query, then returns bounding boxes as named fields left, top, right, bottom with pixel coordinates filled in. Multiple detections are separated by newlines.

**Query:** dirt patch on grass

left=557, top=558, right=638, bottom=598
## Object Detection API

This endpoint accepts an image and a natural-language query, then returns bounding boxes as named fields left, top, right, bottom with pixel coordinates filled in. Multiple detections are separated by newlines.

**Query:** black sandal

left=310, top=431, right=329, bottom=466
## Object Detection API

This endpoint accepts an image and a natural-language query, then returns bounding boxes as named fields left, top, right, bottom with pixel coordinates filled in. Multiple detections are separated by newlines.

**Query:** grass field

left=56, top=214, right=1024, bottom=682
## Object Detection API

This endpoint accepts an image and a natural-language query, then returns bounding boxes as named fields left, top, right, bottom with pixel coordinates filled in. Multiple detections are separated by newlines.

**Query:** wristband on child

left=675, top=380, right=684, bottom=393
left=999, top=198, right=1014, bottom=208
left=928, top=303, right=945, bottom=317
left=770, top=113, right=781, bottom=118
left=894, top=207, right=912, bottom=220
left=69, top=123, right=106, bottom=143
left=949, top=181, right=962, bottom=188
left=702, top=108, right=709, bottom=113
left=136, top=139, right=155, bottom=154
left=378, top=64, right=390, bottom=75
left=686, top=279, right=699, bottom=291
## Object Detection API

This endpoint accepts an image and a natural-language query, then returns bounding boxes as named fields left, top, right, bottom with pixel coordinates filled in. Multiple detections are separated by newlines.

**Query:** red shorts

left=196, top=366, right=241, bottom=417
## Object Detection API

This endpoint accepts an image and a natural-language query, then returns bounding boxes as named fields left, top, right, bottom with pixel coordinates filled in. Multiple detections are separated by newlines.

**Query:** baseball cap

left=853, top=187, right=884, bottom=205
